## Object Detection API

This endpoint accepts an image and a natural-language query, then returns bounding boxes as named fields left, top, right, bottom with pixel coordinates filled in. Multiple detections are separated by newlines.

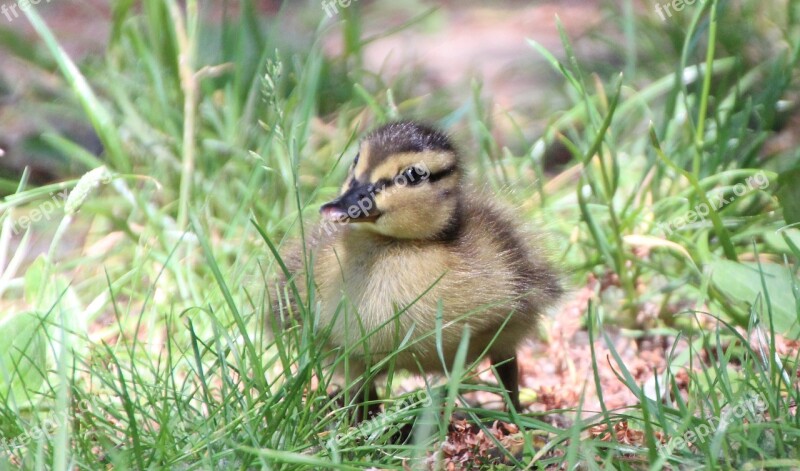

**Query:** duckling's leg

left=491, top=354, right=521, bottom=411
left=353, top=379, right=381, bottom=422
left=337, top=360, right=381, bottom=422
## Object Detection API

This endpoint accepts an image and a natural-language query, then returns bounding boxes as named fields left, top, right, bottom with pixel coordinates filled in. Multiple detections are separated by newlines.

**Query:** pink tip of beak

left=321, top=205, right=348, bottom=222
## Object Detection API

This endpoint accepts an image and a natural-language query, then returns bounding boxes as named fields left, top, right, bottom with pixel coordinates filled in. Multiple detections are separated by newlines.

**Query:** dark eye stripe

left=375, top=178, right=392, bottom=189
left=428, top=165, right=457, bottom=183
left=372, top=165, right=456, bottom=191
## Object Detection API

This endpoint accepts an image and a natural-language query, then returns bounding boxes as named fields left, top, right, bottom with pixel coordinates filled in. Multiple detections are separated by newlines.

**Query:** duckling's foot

left=326, top=384, right=382, bottom=423
left=354, top=399, right=382, bottom=423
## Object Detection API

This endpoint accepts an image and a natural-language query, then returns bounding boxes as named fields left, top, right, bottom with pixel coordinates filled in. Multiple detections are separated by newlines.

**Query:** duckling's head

left=320, top=121, right=463, bottom=240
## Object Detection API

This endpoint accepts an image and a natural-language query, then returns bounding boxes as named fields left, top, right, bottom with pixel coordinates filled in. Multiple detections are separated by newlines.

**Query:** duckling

left=275, top=121, right=563, bottom=415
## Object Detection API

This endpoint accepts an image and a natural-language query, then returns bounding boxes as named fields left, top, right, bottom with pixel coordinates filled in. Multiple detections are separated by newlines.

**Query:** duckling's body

left=307, top=196, right=559, bottom=371
left=278, top=121, right=562, bottom=412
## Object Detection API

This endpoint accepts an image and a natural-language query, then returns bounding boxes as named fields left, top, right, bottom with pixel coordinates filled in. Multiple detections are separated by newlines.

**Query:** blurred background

left=0, top=0, right=673, bottom=186
left=1, top=1, right=799, bottom=468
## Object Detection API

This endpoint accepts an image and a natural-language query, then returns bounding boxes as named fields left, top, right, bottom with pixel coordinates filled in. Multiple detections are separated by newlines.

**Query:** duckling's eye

left=353, top=152, right=360, bottom=166
left=400, top=166, right=426, bottom=186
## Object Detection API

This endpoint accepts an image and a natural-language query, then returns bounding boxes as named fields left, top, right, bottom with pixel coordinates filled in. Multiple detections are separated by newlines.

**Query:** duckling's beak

left=320, top=183, right=382, bottom=223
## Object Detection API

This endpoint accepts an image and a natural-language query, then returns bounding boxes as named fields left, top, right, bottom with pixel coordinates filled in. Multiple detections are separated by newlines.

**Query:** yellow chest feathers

left=317, top=237, right=450, bottom=324
left=311, top=231, right=530, bottom=359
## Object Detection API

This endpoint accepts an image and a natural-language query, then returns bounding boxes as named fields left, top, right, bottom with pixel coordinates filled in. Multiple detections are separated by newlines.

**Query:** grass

left=1, top=0, right=799, bottom=469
